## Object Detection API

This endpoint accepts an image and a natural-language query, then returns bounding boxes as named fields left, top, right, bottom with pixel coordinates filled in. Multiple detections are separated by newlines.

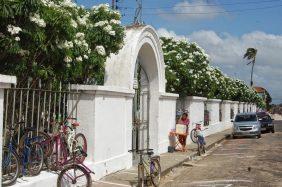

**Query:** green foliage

left=160, top=37, right=265, bottom=108
left=0, top=1, right=124, bottom=86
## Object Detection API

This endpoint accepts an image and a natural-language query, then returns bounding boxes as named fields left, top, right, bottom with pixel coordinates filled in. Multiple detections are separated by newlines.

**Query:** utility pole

left=133, top=0, right=143, bottom=25
left=112, top=0, right=115, bottom=10
left=112, top=0, right=119, bottom=10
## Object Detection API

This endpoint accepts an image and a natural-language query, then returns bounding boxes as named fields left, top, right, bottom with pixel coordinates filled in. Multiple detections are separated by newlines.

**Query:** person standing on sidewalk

left=178, top=112, right=190, bottom=151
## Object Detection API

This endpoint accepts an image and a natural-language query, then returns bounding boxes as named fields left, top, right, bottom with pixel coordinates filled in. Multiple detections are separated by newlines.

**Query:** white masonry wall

left=239, top=102, right=244, bottom=113
left=233, top=101, right=239, bottom=118
left=221, top=100, right=232, bottom=122
left=206, top=99, right=221, bottom=125
left=158, top=93, right=178, bottom=154
left=69, top=85, right=178, bottom=180
left=176, top=96, right=207, bottom=144
left=69, top=85, right=135, bottom=180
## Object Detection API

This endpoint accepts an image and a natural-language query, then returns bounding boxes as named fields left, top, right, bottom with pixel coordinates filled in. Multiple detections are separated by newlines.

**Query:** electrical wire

left=122, top=4, right=282, bottom=16
left=119, top=0, right=281, bottom=10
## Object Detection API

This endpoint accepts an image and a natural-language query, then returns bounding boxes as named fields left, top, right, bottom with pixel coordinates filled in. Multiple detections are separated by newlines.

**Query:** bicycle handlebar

left=128, top=148, right=154, bottom=154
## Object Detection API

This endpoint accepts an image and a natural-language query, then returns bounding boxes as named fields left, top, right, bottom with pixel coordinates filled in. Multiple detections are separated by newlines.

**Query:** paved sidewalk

left=93, top=129, right=232, bottom=187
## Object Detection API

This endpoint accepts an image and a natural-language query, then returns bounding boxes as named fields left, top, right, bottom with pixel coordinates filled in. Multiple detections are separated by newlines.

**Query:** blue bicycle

left=2, top=122, right=44, bottom=186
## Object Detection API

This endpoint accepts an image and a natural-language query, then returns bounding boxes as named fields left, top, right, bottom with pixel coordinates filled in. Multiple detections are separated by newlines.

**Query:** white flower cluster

left=92, top=3, right=110, bottom=10
left=94, top=20, right=116, bottom=36
left=70, top=19, right=78, bottom=28
left=64, top=56, right=72, bottom=63
left=7, top=25, right=22, bottom=41
left=77, top=13, right=90, bottom=26
left=74, top=32, right=89, bottom=50
left=60, top=0, right=76, bottom=8
left=7, top=25, right=22, bottom=35
left=30, top=13, right=46, bottom=28
left=58, top=40, right=73, bottom=49
left=110, top=19, right=121, bottom=24
left=94, top=20, right=108, bottom=27
left=95, top=45, right=106, bottom=56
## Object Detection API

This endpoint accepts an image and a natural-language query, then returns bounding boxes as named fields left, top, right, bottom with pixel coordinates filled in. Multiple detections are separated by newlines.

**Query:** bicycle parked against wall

left=129, top=149, right=161, bottom=187
left=57, top=126, right=94, bottom=187
left=49, top=117, right=87, bottom=171
left=2, top=122, right=44, bottom=186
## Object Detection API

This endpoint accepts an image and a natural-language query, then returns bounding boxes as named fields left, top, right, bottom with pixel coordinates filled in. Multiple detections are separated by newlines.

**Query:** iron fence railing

left=2, top=81, right=81, bottom=146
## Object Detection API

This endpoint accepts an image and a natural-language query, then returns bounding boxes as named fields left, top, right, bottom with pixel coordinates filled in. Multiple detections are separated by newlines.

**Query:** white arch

left=104, top=25, right=166, bottom=93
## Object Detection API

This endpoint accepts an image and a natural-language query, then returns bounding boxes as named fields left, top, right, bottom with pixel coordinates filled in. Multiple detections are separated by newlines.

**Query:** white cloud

left=157, top=28, right=282, bottom=103
left=157, top=28, right=186, bottom=40
left=159, top=0, right=224, bottom=21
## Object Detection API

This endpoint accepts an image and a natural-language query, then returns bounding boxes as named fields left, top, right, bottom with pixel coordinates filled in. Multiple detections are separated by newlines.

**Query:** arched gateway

left=105, top=25, right=167, bottom=162
left=73, top=25, right=177, bottom=180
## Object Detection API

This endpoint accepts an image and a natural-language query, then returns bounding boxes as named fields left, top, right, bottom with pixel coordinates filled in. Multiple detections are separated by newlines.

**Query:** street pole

left=112, top=0, right=115, bottom=10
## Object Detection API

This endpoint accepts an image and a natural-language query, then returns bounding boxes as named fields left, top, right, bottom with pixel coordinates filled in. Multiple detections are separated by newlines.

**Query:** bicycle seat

left=71, top=122, right=80, bottom=127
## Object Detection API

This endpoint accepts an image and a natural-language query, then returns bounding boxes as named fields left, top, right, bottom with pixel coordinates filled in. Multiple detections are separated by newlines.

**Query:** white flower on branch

left=95, top=45, right=106, bottom=56
left=15, top=36, right=20, bottom=41
left=76, top=56, right=83, bottom=62
left=94, top=20, right=108, bottom=27
left=103, top=25, right=112, bottom=32
left=29, top=13, right=46, bottom=28
left=7, top=25, right=22, bottom=35
left=110, top=19, right=121, bottom=24
left=109, top=30, right=116, bottom=36
left=64, top=56, right=72, bottom=63
left=70, top=19, right=78, bottom=28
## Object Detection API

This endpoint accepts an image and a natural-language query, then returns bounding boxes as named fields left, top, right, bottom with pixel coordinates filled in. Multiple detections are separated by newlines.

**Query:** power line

left=119, top=0, right=281, bottom=10
left=124, top=4, right=282, bottom=16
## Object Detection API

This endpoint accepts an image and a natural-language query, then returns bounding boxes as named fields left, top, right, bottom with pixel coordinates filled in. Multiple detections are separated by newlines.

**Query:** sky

left=77, top=0, right=282, bottom=104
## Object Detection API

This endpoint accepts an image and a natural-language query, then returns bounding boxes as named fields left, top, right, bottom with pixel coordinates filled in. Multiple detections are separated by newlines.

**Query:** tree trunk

left=250, top=57, right=255, bottom=87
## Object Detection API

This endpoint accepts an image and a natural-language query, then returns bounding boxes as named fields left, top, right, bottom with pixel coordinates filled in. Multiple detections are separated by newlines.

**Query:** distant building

left=254, top=86, right=272, bottom=110
left=253, top=86, right=267, bottom=101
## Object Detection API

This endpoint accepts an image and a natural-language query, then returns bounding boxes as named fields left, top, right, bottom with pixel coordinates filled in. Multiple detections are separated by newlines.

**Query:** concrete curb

left=161, top=133, right=231, bottom=177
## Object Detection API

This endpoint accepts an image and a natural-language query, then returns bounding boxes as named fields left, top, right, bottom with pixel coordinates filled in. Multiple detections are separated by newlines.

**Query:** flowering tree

left=160, top=37, right=265, bottom=108
left=0, top=0, right=124, bottom=86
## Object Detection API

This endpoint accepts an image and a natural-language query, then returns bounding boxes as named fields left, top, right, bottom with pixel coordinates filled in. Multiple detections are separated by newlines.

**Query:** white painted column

left=0, top=74, right=17, bottom=184
left=233, top=101, right=239, bottom=117
left=206, top=99, right=221, bottom=125
left=158, top=92, right=178, bottom=154
left=221, top=100, right=232, bottom=122
left=239, top=102, right=244, bottom=113
left=183, top=96, right=207, bottom=132
left=70, top=85, right=135, bottom=180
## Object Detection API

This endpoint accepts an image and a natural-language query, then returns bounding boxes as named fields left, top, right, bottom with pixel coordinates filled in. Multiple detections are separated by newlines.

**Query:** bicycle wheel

left=138, top=164, right=145, bottom=187
left=2, top=147, right=20, bottom=186
left=197, top=142, right=201, bottom=156
left=27, top=142, right=44, bottom=176
left=19, top=131, right=53, bottom=157
left=74, top=133, right=87, bottom=163
left=150, top=158, right=161, bottom=187
left=57, top=164, right=91, bottom=187
left=190, top=129, right=197, bottom=143
left=49, top=138, right=68, bottom=171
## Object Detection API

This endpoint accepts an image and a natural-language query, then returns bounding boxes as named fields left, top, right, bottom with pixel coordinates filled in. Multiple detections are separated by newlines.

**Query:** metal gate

left=132, top=62, right=150, bottom=164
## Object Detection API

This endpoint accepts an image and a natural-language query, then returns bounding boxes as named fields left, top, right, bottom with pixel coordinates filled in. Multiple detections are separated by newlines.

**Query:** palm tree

left=243, top=48, right=258, bottom=87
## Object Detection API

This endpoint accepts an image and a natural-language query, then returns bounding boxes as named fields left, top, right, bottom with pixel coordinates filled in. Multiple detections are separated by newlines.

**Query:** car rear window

left=235, top=115, right=257, bottom=122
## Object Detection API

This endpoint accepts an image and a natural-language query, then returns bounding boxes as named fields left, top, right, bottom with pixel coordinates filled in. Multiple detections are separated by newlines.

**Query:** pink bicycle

left=48, top=118, right=87, bottom=171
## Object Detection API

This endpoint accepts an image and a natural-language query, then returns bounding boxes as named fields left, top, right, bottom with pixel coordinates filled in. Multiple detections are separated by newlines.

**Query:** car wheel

left=271, top=128, right=275, bottom=133
left=232, top=135, right=237, bottom=139
left=257, top=134, right=261, bottom=139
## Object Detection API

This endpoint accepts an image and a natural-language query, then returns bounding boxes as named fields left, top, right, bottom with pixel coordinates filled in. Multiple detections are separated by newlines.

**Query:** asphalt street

left=161, top=120, right=282, bottom=187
